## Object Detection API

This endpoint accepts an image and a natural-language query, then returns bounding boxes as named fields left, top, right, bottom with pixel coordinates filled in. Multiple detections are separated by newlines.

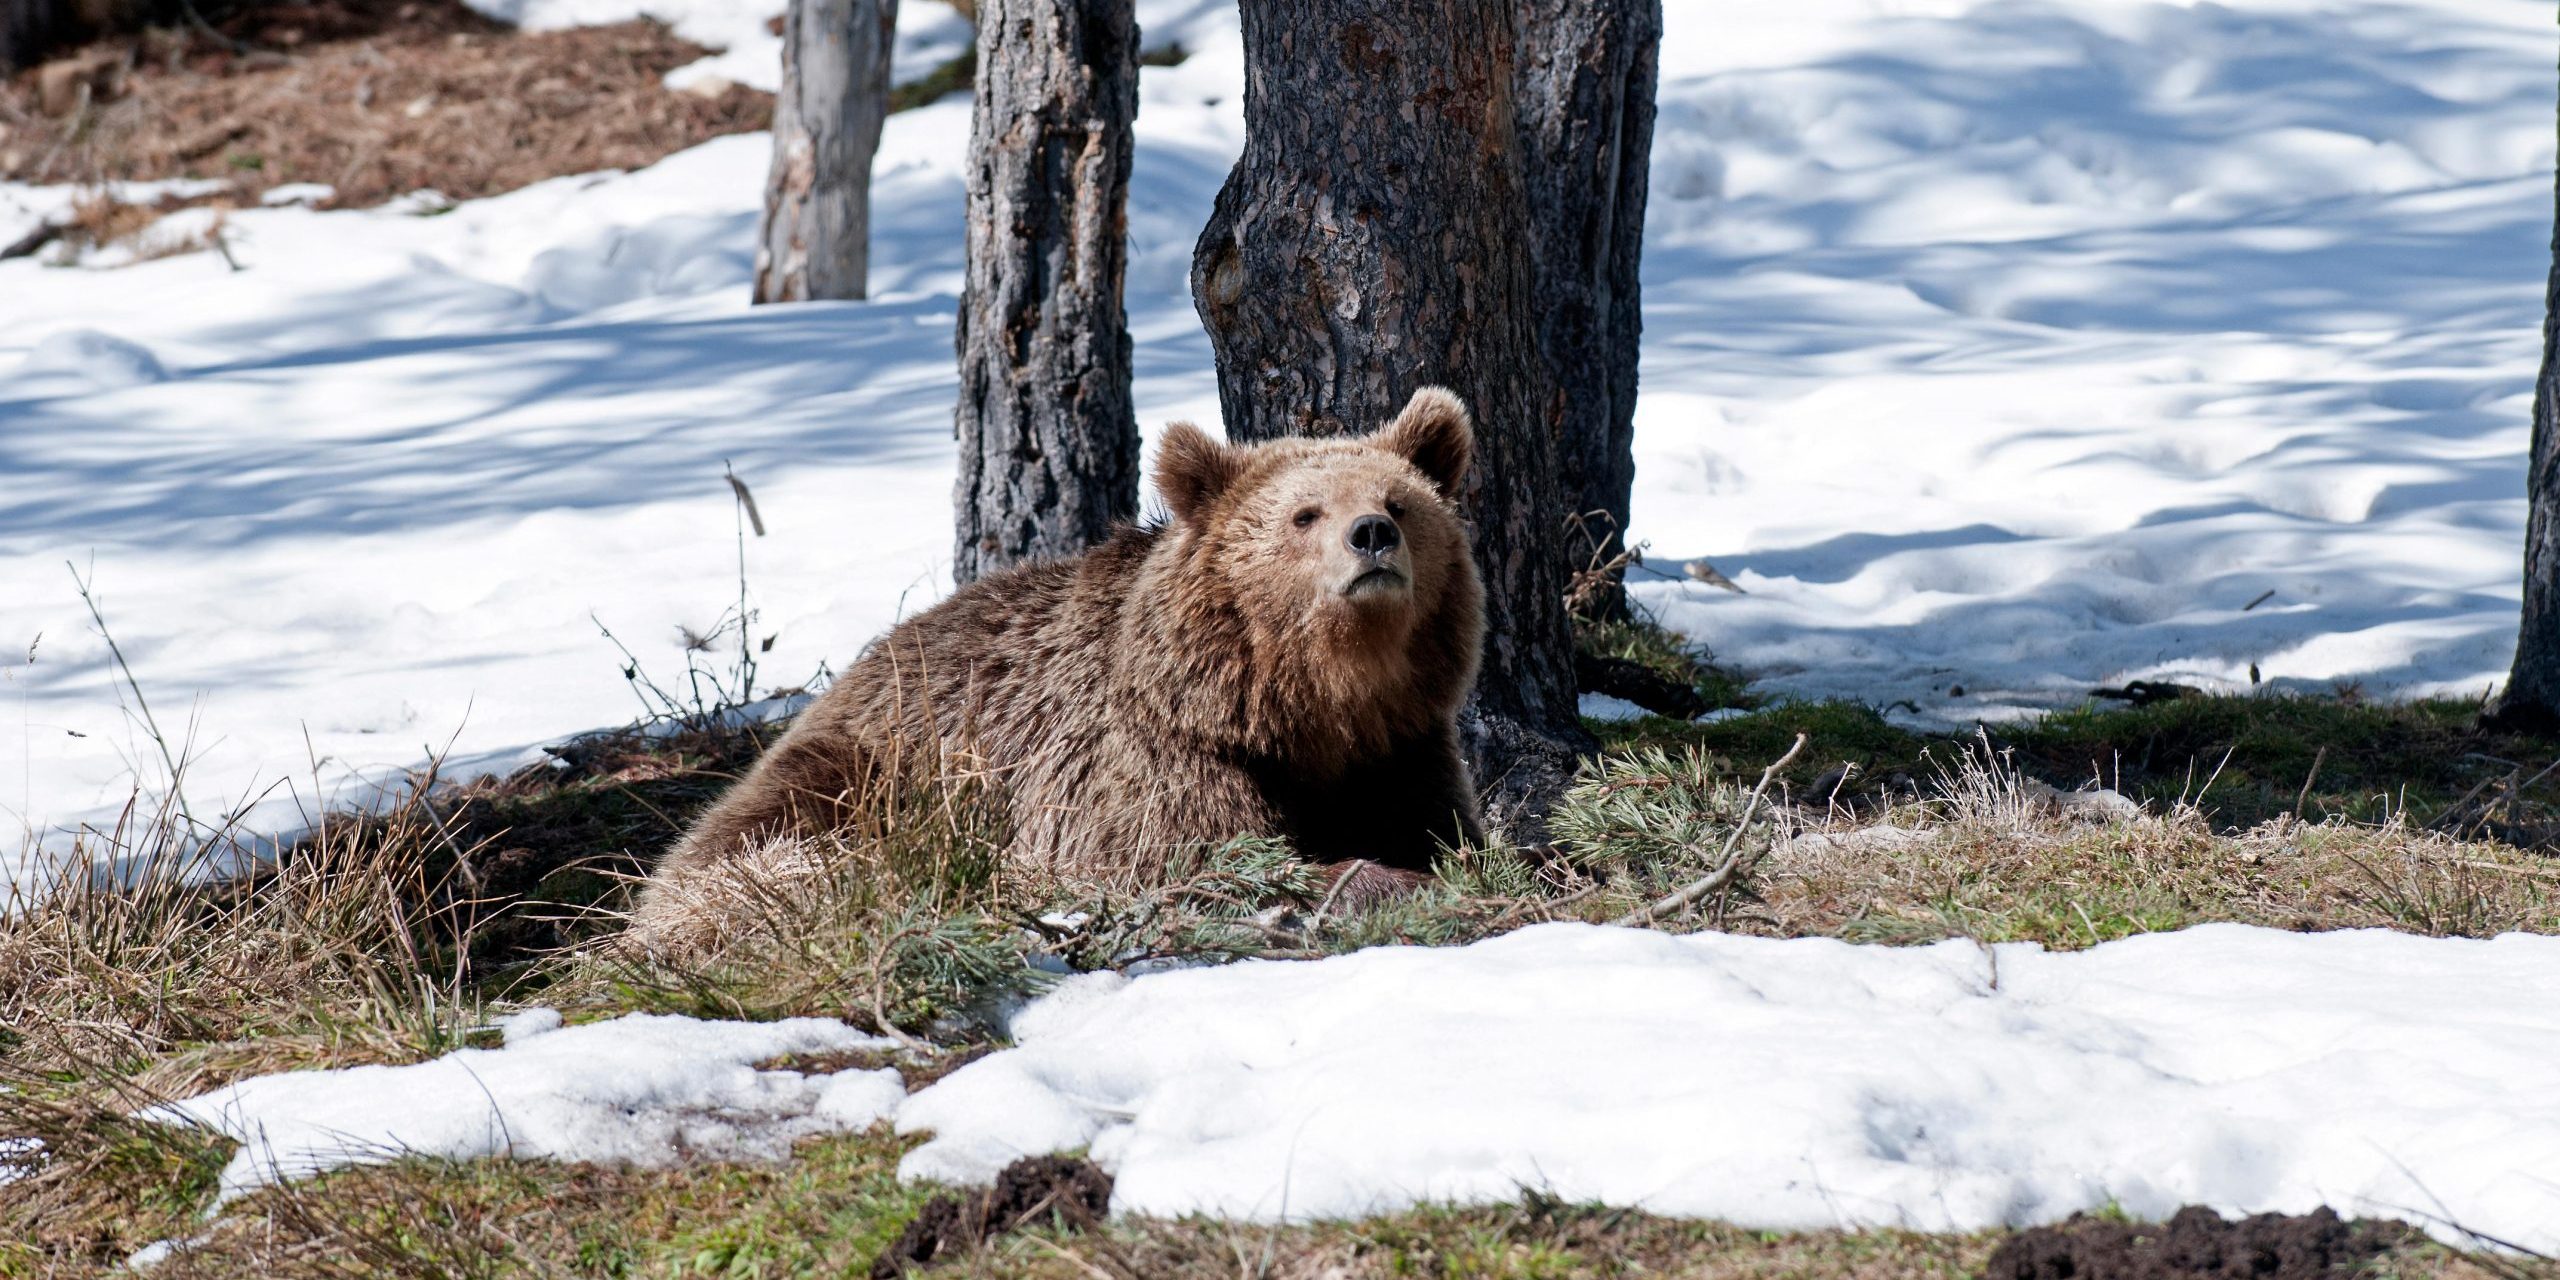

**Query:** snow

left=0, top=0, right=2550, bottom=873
left=1625, top=0, right=2554, bottom=720
left=147, top=1011, right=904, bottom=1203
left=897, top=922, right=2560, bottom=1248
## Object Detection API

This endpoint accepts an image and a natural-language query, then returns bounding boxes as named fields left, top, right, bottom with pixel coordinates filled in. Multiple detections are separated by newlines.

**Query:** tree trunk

left=1, top=0, right=46, bottom=71
left=2490, top=143, right=2560, bottom=731
left=1516, top=0, right=1659, bottom=619
left=752, top=0, right=897, bottom=303
left=950, top=0, right=1141, bottom=583
left=1191, top=0, right=1592, bottom=840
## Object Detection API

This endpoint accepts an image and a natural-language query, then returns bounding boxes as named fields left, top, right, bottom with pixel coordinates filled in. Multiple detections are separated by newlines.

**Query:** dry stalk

left=1610, top=733, right=1807, bottom=928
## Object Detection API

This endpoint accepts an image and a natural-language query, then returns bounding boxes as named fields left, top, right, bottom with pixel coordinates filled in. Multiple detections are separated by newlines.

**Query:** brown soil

left=0, top=0, right=771, bottom=210
left=1982, top=1206, right=2422, bottom=1280
left=871, top=1155, right=1114, bottom=1277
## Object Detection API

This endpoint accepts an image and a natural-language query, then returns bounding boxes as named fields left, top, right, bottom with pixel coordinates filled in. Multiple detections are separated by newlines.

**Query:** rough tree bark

left=1, top=0, right=46, bottom=71
left=752, top=0, right=897, bottom=303
left=1516, top=0, right=1660, bottom=618
left=2490, top=127, right=2560, bottom=731
left=1191, top=0, right=1593, bottom=839
left=950, top=0, right=1141, bottom=583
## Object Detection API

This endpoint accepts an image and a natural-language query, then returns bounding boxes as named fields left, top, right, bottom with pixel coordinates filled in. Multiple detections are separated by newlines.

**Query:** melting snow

left=150, top=1012, right=903, bottom=1203
left=897, top=923, right=2560, bottom=1248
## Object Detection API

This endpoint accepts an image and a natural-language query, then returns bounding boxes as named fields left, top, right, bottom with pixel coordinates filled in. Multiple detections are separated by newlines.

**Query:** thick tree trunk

left=1, top=0, right=45, bottom=71
left=951, top=0, right=1141, bottom=583
left=2491, top=145, right=2560, bottom=731
left=752, top=0, right=897, bottom=303
left=1517, top=0, right=1659, bottom=619
left=1192, top=0, right=1592, bottom=840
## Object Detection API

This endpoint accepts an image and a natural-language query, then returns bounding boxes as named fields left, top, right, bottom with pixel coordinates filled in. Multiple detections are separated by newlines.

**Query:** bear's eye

left=1292, top=507, right=1320, bottom=529
left=1385, top=499, right=1406, bottom=520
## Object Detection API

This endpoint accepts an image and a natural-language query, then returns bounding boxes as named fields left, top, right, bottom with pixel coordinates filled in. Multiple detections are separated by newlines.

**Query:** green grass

left=97, top=1150, right=2512, bottom=1280
left=1575, top=615, right=1762, bottom=713
left=1593, top=688, right=2560, bottom=838
left=1999, top=693, right=2547, bottom=829
left=891, top=47, right=976, bottom=113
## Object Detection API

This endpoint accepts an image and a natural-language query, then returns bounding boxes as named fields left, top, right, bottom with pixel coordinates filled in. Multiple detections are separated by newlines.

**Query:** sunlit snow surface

left=133, top=925, right=2560, bottom=1246
left=3, top=0, right=2554, bottom=877
left=898, top=923, right=2560, bottom=1248
left=151, top=1011, right=903, bottom=1203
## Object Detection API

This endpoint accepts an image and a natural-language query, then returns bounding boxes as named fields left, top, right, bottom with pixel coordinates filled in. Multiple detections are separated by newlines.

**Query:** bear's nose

left=1347, top=514, right=1402, bottom=558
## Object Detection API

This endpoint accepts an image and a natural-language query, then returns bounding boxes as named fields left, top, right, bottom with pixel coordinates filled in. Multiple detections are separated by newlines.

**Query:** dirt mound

left=1983, top=1206, right=2421, bottom=1280
left=1, top=0, right=769, bottom=211
left=871, top=1155, right=1113, bottom=1276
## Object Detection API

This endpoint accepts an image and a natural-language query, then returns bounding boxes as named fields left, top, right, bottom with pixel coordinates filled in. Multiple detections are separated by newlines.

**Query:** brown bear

left=643, top=387, right=1487, bottom=903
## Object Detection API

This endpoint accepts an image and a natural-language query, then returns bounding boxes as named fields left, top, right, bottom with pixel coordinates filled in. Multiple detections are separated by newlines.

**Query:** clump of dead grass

left=0, top=785, right=499, bottom=1267
left=0, top=1073, right=236, bottom=1267
left=575, top=762, right=1029, bottom=1041
left=575, top=744, right=1347, bottom=1042
left=1751, top=737, right=2560, bottom=949
left=0, top=779, right=489, bottom=1091
left=1, top=0, right=771, bottom=210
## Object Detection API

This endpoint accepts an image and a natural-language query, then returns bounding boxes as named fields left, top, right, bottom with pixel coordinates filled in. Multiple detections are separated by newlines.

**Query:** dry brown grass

left=0, top=786, right=498, bottom=1262
left=0, top=775, right=499, bottom=1084
left=1743, top=739, right=2560, bottom=949
left=88, top=1140, right=2519, bottom=1280
left=1, top=0, right=770, bottom=210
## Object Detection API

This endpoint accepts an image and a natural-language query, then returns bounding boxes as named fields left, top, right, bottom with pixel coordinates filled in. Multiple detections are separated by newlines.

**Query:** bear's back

left=807, top=525, right=1163, bottom=765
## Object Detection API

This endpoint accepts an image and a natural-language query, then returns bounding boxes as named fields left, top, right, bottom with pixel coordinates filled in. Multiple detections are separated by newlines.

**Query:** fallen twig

left=1, top=220, right=62, bottom=261
left=1610, top=732, right=1807, bottom=928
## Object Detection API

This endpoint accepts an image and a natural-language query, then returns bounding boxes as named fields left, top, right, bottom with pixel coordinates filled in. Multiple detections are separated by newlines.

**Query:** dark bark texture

left=753, top=0, right=898, bottom=303
left=950, top=0, right=1141, bottom=584
left=2492, top=135, right=2560, bottom=731
left=3, top=0, right=143, bottom=71
left=1516, top=0, right=1659, bottom=616
left=1191, top=0, right=1592, bottom=838
left=0, top=0, right=44, bottom=70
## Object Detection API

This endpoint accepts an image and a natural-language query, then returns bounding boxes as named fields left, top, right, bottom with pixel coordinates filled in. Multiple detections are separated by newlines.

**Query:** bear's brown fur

left=644, top=387, right=1487, bottom=900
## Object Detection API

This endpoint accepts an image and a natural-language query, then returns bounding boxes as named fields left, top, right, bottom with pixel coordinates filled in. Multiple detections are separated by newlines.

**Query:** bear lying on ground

left=642, top=387, right=1486, bottom=907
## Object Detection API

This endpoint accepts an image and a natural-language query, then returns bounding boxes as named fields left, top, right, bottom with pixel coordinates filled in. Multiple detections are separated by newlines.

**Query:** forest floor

left=8, top=623, right=2560, bottom=1277
left=0, top=0, right=773, bottom=225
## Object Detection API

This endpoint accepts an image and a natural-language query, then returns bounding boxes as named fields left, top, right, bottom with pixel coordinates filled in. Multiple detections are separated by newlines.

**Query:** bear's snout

left=1347, top=514, right=1402, bottom=560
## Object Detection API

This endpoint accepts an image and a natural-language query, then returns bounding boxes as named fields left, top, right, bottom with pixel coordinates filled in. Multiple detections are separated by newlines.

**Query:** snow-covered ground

left=3, top=0, right=2552, bottom=879
left=137, top=924, right=2560, bottom=1249
left=897, top=923, right=2560, bottom=1247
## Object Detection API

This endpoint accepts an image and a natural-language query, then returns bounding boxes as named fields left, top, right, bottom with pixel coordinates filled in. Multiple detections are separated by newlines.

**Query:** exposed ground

left=0, top=0, right=772, bottom=237
left=7, top=620, right=2559, bottom=1277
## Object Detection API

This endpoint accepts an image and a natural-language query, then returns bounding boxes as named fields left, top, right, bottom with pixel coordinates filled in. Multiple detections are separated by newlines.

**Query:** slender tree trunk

left=1192, top=0, right=1592, bottom=839
left=753, top=0, right=897, bottom=303
left=2491, top=129, right=2560, bottom=731
left=1517, top=0, right=1659, bottom=619
left=951, top=0, right=1141, bottom=583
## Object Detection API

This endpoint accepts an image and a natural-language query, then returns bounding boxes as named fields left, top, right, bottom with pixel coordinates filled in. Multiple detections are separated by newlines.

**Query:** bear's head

left=1152, top=388, right=1483, bottom=679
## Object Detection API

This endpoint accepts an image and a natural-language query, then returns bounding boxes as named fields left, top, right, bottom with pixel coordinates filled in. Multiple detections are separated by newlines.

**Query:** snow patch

left=896, top=924, right=2560, bottom=1248
left=15, top=329, right=170, bottom=391
left=149, top=1013, right=903, bottom=1202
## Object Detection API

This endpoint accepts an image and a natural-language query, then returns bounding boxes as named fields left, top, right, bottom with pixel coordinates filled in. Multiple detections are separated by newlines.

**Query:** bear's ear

left=1155, top=421, right=1244, bottom=525
left=1373, top=386, right=1473, bottom=495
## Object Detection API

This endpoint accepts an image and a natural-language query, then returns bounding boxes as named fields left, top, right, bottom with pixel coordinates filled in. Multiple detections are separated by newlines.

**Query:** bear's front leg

left=1050, top=740, right=1287, bottom=886
left=655, top=726, right=880, bottom=879
left=1273, top=720, right=1483, bottom=871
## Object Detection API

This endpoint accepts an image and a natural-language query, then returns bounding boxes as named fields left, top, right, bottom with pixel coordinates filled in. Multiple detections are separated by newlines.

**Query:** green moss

left=891, top=47, right=976, bottom=113
left=2001, top=693, right=2560, bottom=829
